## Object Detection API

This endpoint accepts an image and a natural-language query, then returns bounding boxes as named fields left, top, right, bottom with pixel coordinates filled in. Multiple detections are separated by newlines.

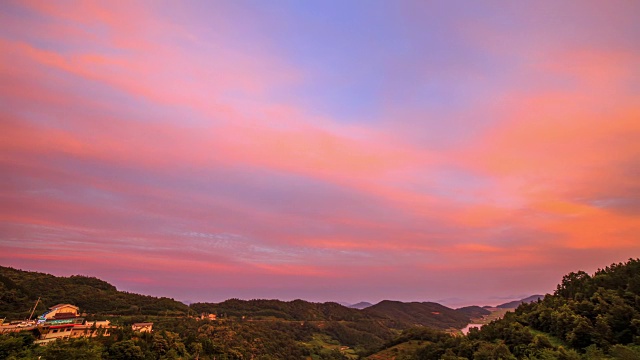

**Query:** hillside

left=190, top=298, right=379, bottom=322
left=0, top=266, right=188, bottom=318
left=191, top=298, right=487, bottom=333
left=368, top=258, right=640, bottom=359
left=363, top=300, right=472, bottom=330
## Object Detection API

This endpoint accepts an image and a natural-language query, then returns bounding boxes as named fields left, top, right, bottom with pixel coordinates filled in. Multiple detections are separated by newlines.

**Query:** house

left=132, top=322, right=153, bottom=333
left=200, top=313, right=217, bottom=321
left=84, top=320, right=111, bottom=328
left=39, top=304, right=80, bottom=321
left=34, top=324, right=76, bottom=345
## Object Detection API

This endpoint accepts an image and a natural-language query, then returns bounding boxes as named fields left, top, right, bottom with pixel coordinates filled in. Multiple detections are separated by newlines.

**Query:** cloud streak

left=1, top=0, right=639, bottom=306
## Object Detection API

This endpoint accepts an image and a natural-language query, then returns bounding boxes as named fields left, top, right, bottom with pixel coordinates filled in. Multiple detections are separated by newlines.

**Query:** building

left=34, top=320, right=114, bottom=345
left=84, top=320, right=111, bottom=328
left=132, top=322, right=153, bottom=333
left=38, top=304, right=80, bottom=323
left=0, top=302, right=115, bottom=345
left=200, top=313, right=217, bottom=320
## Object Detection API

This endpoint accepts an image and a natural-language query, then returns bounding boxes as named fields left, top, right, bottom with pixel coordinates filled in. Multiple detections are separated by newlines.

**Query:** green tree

left=108, top=339, right=145, bottom=360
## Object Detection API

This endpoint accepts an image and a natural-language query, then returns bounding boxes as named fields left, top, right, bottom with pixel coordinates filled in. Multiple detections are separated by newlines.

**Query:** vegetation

left=0, top=267, right=188, bottom=318
left=451, top=306, right=491, bottom=320
left=191, top=298, right=376, bottom=322
left=368, top=258, right=640, bottom=359
left=2, top=259, right=639, bottom=359
left=363, top=301, right=474, bottom=330
left=495, top=296, right=545, bottom=310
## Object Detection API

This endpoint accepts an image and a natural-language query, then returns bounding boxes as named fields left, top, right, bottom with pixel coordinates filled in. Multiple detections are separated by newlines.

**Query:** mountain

left=495, top=294, right=544, bottom=308
left=363, top=300, right=472, bottom=330
left=0, top=266, right=188, bottom=318
left=191, top=298, right=485, bottom=331
left=349, top=301, right=373, bottom=309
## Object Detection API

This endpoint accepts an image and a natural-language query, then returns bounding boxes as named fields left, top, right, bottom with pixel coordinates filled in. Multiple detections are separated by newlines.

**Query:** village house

left=200, top=313, right=217, bottom=320
left=132, top=322, right=153, bottom=333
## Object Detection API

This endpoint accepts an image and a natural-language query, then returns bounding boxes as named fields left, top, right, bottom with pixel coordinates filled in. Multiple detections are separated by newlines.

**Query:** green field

left=304, top=333, right=359, bottom=360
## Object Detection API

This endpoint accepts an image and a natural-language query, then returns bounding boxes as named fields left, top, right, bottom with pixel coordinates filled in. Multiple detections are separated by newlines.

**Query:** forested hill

left=369, top=258, right=640, bottom=359
left=190, top=298, right=482, bottom=330
left=0, top=266, right=188, bottom=318
left=362, top=300, right=483, bottom=330
left=455, top=305, right=492, bottom=319
left=190, top=298, right=379, bottom=322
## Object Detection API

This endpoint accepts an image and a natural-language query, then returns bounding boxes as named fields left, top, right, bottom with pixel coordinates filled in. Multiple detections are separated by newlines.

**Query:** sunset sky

left=1, top=1, right=639, bottom=307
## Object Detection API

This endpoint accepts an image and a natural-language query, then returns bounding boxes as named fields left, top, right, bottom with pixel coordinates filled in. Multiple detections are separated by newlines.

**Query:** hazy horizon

left=1, top=1, right=639, bottom=307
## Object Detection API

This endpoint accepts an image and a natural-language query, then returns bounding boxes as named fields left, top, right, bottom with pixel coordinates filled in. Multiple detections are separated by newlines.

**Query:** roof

left=52, top=312, right=79, bottom=319
left=132, top=322, right=153, bottom=326
left=49, top=324, right=75, bottom=329
left=49, top=304, right=79, bottom=310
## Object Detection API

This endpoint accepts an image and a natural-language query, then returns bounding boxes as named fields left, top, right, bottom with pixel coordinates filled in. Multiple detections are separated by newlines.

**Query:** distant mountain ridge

left=349, top=301, right=373, bottom=309
left=495, top=294, right=544, bottom=308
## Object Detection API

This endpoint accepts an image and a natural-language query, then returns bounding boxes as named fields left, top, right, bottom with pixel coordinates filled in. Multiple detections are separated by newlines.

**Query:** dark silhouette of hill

left=362, top=300, right=472, bottom=330
left=0, top=266, right=188, bottom=318
left=496, top=294, right=544, bottom=308
left=455, top=305, right=491, bottom=319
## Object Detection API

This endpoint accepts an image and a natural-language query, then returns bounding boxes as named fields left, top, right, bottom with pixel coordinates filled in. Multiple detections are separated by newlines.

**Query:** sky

left=1, top=0, right=639, bottom=307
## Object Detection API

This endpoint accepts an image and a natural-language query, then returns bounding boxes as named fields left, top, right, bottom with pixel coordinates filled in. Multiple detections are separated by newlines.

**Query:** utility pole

left=28, top=297, right=40, bottom=321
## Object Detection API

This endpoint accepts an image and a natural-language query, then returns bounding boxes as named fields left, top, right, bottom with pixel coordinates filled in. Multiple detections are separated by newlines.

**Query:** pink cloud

left=1, top=0, right=639, bottom=304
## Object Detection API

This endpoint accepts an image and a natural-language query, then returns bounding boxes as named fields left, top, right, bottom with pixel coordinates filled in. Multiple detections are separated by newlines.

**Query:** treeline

left=370, top=258, right=640, bottom=359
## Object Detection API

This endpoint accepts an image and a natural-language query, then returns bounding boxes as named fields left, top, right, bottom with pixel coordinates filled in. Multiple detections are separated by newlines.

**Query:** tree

left=108, top=340, right=145, bottom=360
